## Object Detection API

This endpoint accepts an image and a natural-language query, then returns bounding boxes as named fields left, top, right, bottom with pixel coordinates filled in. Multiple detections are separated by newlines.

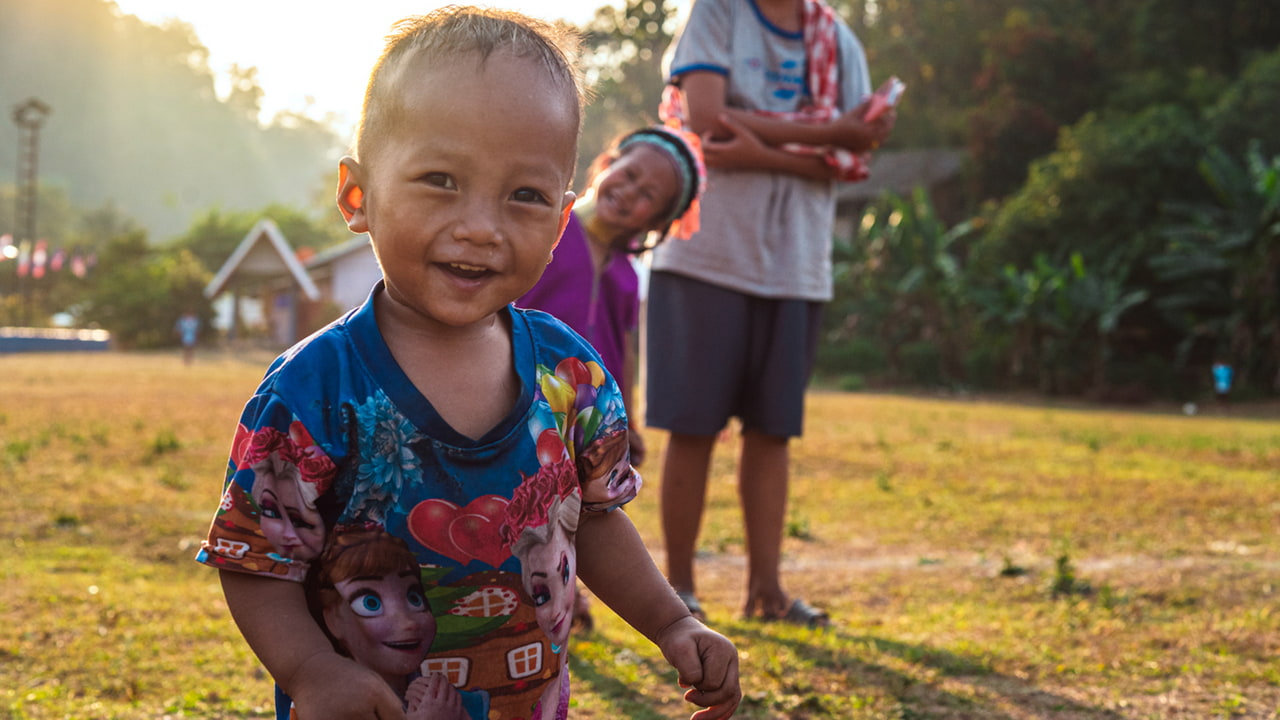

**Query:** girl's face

left=324, top=570, right=436, bottom=690
left=521, top=525, right=575, bottom=649
left=252, top=455, right=324, bottom=561
left=591, top=144, right=680, bottom=240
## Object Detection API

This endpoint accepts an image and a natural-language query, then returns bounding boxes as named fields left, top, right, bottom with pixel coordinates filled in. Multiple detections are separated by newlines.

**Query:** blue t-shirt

left=197, top=284, right=640, bottom=720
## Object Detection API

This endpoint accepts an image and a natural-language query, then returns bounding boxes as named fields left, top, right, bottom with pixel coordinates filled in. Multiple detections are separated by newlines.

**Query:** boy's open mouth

left=446, top=262, right=491, bottom=280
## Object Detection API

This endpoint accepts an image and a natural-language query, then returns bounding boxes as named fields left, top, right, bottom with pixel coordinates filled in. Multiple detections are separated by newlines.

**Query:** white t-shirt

left=653, top=0, right=870, bottom=301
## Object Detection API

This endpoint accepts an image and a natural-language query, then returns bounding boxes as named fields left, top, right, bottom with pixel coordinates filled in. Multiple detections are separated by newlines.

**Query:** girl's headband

left=616, top=124, right=705, bottom=248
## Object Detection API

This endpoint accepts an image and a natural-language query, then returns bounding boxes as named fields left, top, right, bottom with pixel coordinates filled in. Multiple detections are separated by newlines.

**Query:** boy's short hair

left=355, top=5, right=585, bottom=165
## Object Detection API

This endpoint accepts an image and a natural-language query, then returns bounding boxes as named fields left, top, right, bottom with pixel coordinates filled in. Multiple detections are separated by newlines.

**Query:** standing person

left=175, top=309, right=200, bottom=365
left=1212, top=358, right=1234, bottom=405
left=518, top=124, right=705, bottom=629
left=647, top=0, right=895, bottom=627
left=195, top=8, right=740, bottom=720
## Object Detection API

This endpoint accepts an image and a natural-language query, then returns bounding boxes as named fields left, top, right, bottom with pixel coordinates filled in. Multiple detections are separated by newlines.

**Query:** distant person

left=517, top=124, right=705, bottom=629
left=1212, top=359, right=1234, bottom=405
left=195, top=8, right=739, bottom=720
left=175, top=310, right=200, bottom=365
left=647, top=0, right=895, bottom=627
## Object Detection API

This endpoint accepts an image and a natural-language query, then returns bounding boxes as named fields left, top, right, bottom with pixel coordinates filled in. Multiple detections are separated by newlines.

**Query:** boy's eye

left=423, top=173, right=456, bottom=189
left=512, top=187, right=549, bottom=204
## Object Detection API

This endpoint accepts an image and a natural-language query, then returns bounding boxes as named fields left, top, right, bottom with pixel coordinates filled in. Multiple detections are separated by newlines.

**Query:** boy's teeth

left=451, top=263, right=485, bottom=271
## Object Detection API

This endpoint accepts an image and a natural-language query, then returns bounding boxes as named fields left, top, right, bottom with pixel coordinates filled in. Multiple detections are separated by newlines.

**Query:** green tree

left=1151, top=142, right=1280, bottom=393
left=171, top=204, right=347, bottom=274
left=977, top=104, right=1204, bottom=274
left=577, top=0, right=676, bottom=185
left=79, top=231, right=211, bottom=348
left=0, top=0, right=342, bottom=242
left=822, top=189, right=979, bottom=386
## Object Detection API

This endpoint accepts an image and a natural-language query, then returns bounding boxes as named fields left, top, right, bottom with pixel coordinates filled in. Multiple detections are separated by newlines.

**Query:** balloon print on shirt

left=408, top=494, right=510, bottom=568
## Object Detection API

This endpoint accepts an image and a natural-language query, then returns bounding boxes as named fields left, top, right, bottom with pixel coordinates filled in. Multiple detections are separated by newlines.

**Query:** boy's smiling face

left=341, top=49, right=578, bottom=334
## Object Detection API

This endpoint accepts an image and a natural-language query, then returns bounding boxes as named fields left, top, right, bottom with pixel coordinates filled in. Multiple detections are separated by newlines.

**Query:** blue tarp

left=0, top=327, right=111, bottom=353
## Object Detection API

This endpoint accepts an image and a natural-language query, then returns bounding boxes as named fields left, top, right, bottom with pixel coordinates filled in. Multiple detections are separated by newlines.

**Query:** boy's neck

left=374, top=292, right=519, bottom=441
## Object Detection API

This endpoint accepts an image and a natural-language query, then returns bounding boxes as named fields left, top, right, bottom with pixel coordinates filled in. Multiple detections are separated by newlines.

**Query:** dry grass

left=1, top=352, right=1278, bottom=719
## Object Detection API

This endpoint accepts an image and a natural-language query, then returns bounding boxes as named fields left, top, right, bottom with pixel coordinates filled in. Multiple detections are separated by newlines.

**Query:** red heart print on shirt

left=408, top=495, right=510, bottom=567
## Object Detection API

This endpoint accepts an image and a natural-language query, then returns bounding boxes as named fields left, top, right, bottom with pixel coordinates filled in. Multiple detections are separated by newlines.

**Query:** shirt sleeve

left=666, top=0, right=734, bottom=81
left=195, top=392, right=339, bottom=582
left=574, top=373, right=641, bottom=514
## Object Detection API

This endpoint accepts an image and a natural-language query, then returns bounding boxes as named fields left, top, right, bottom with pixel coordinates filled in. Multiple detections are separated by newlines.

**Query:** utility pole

left=12, top=98, right=51, bottom=326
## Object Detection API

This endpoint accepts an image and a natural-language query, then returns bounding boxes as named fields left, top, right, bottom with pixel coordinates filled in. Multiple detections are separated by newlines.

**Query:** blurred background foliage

left=1, top=0, right=1278, bottom=400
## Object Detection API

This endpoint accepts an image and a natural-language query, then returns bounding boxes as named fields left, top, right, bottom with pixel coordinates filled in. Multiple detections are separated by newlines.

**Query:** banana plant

left=1150, top=141, right=1280, bottom=391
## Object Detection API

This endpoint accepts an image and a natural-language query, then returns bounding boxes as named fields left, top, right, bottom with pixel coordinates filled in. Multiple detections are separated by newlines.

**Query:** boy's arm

left=576, top=510, right=741, bottom=720
left=220, top=570, right=405, bottom=720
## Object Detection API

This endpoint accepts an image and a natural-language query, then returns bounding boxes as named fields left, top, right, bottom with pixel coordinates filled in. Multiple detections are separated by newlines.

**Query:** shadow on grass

left=566, top=617, right=1129, bottom=719
left=568, top=647, right=677, bottom=720
left=731, top=623, right=1129, bottom=719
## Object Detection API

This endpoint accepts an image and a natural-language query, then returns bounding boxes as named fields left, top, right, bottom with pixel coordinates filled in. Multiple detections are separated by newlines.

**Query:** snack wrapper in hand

left=863, top=76, right=905, bottom=122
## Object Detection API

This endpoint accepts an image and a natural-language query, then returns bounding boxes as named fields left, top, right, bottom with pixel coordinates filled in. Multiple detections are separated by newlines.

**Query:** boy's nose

left=453, top=200, right=502, bottom=245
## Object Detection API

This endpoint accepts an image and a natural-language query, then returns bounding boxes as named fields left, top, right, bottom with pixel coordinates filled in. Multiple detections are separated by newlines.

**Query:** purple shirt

left=518, top=212, right=639, bottom=381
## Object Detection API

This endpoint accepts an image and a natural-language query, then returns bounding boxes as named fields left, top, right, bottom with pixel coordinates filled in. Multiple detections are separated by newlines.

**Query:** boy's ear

left=554, top=192, right=576, bottom=252
left=336, top=157, right=367, bottom=232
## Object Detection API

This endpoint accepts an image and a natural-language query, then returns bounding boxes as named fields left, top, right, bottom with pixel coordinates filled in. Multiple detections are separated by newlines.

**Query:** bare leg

left=738, top=429, right=790, bottom=618
left=660, top=431, right=717, bottom=594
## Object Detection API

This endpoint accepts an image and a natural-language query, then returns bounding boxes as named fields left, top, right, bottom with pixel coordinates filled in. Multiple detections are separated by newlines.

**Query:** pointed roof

left=204, top=218, right=320, bottom=300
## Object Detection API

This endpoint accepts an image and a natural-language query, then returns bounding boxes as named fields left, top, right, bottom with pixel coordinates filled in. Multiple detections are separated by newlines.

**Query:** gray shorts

left=644, top=271, right=823, bottom=438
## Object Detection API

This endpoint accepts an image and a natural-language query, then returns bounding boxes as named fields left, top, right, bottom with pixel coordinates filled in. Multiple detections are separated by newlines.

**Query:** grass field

left=1, top=351, right=1277, bottom=719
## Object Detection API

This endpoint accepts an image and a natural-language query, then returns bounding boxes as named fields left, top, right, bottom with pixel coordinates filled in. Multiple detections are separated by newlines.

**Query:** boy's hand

left=656, top=616, right=741, bottom=720
left=288, top=652, right=405, bottom=720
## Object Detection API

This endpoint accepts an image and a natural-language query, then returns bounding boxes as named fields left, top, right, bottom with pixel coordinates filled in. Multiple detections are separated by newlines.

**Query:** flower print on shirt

left=351, top=391, right=424, bottom=522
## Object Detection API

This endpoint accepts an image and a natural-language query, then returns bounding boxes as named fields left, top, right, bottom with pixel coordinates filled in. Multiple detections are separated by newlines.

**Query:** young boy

left=196, top=8, right=740, bottom=720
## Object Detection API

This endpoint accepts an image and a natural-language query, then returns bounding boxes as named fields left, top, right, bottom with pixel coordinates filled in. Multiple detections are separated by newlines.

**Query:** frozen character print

left=501, top=458, right=582, bottom=720
left=314, top=528, right=467, bottom=719
left=241, top=423, right=334, bottom=564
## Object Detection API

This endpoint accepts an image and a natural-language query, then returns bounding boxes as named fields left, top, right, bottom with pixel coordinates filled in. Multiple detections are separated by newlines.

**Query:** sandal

left=759, top=598, right=830, bottom=629
left=676, top=590, right=708, bottom=623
